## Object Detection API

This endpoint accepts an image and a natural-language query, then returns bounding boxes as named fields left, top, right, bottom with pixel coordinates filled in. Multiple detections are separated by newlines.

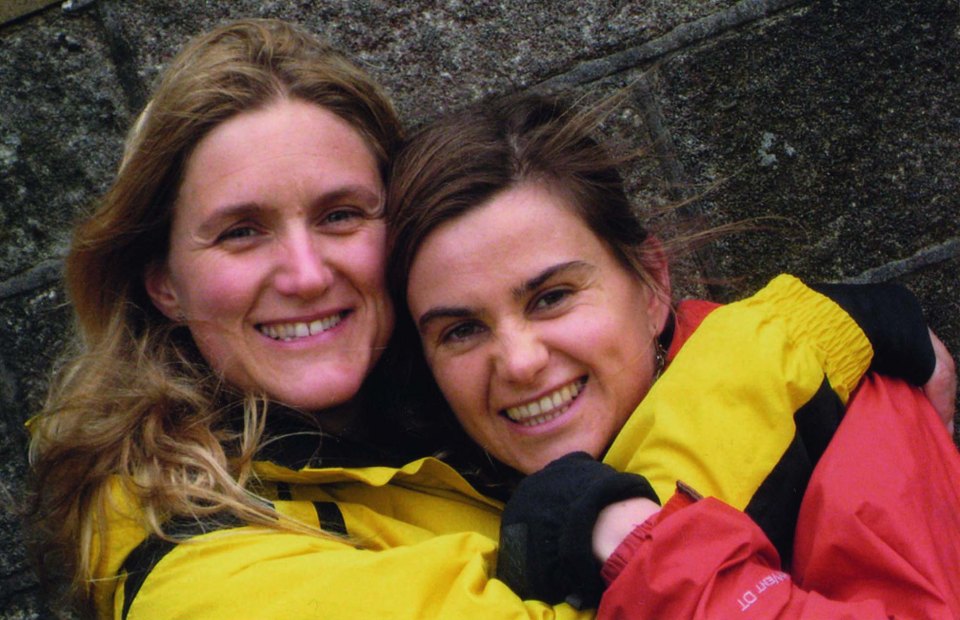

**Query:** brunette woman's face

left=407, top=182, right=670, bottom=474
left=146, top=98, right=393, bottom=412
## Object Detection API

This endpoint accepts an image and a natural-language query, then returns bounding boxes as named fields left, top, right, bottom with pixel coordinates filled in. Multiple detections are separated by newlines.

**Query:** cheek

left=167, top=258, right=258, bottom=374
left=353, top=247, right=388, bottom=291
left=346, top=232, right=392, bottom=303
left=431, top=357, right=483, bottom=425
left=353, top=225, right=388, bottom=279
left=610, top=345, right=654, bottom=426
left=354, top=241, right=395, bottom=345
left=588, top=311, right=654, bottom=412
left=177, top=261, right=256, bottom=320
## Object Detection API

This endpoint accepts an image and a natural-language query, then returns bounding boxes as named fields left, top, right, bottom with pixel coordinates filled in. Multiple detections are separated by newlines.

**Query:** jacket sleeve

left=118, top=526, right=593, bottom=619
left=596, top=494, right=892, bottom=620
left=107, top=458, right=594, bottom=619
left=604, top=274, right=873, bottom=515
left=810, top=281, right=935, bottom=385
left=597, top=374, right=960, bottom=620
left=601, top=273, right=935, bottom=575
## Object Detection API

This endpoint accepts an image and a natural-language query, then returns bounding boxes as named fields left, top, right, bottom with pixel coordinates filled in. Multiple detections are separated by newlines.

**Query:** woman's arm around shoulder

left=120, top=524, right=592, bottom=619
left=598, top=491, right=891, bottom=620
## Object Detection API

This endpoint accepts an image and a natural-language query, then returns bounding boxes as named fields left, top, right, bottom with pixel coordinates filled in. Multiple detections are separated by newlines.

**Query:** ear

left=640, top=236, right=672, bottom=336
left=144, top=260, right=182, bottom=321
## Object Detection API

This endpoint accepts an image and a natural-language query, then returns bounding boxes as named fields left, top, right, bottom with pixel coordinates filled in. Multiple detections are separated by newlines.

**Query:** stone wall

left=2, top=1, right=958, bottom=617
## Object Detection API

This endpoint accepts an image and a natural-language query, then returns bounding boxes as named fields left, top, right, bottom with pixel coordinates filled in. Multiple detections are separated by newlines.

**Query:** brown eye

left=532, top=288, right=572, bottom=311
left=441, top=321, right=486, bottom=345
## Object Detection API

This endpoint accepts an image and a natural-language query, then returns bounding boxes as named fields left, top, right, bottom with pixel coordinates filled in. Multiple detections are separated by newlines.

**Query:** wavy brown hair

left=385, top=94, right=679, bottom=488
left=387, top=94, right=669, bottom=308
left=28, top=18, right=402, bottom=614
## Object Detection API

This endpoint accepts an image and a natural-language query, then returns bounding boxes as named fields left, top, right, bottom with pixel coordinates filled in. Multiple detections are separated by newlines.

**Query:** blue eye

left=217, top=226, right=260, bottom=243
left=323, top=208, right=363, bottom=226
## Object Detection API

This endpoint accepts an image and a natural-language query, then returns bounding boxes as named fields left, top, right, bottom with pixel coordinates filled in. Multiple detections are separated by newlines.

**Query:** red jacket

left=598, top=308, right=960, bottom=619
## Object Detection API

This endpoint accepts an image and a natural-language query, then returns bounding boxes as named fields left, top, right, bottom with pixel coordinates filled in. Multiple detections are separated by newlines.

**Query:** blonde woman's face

left=146, top=98, right=393, bottom=412
left=407, top=182, right=670, bottom=474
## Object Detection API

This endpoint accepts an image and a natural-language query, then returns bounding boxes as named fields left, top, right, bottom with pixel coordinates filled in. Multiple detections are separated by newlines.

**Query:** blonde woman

left=27, top=19, right=596, bottom=619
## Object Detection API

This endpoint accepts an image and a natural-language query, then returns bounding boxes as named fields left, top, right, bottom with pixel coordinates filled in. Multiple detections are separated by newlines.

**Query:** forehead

left=407, top=182, right=617, bottom=305
left=424, top=182, right=590, bottom=257
left=178, top=98, right=381, bottom=206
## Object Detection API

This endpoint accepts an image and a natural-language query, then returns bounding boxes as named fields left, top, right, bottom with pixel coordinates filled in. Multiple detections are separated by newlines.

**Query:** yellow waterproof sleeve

left=100, top=459, right=593, bottom=620
left=604, top=274, right=873, bottom=509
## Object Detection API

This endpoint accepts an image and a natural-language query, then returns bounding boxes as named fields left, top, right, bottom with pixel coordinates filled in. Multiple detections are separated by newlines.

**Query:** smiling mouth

left=257, top=311, right=348, bottom=341
left=502, top=377, right=587, bottom=427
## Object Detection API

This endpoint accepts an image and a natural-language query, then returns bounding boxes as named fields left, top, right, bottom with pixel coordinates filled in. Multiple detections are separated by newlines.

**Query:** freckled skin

left=407, top=182, right=670, bottom=474
left=146, top=99, right=393, bottom=412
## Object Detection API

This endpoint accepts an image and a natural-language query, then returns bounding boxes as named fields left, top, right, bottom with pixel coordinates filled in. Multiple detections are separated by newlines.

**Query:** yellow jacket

left=97, top=275, right=872, bottom=618
left=99, top=456, right=592, bottom=619
left=605, top=274, right=873, bottom=558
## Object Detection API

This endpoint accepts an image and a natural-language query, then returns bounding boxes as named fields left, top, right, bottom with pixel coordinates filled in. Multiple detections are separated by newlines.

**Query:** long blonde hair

left=28, top=18, right=402, bottom=613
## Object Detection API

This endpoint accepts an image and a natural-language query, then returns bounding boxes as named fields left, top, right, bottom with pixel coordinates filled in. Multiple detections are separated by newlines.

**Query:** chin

left=295, top=387, right=362, bottom=412
left=512, top=453, right=561, bottom=475
left=267, top=373, right=367, bottom=413
left=522, top=443, right=604, bottom=474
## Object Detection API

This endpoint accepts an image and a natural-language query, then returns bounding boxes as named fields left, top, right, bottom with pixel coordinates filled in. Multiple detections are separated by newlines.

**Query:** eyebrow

left=196, top=202, right=263, bottom=238
left=417, top=305, right=476, bottom=333
left=415, top=260, right=594, bottom=333
left=321, top=186, right=384, bottom=213
left=194, top=185, right=384, bottom=238
left=511, top=260, right=593, bottom=300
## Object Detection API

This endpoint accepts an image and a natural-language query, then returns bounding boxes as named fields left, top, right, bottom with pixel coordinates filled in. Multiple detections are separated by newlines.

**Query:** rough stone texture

left=0, top=2, right=59, bottom=26
left=1, top=0, right=957, bottom=617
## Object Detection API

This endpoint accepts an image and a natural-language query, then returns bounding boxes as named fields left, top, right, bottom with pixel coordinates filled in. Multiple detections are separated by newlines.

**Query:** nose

left=273, top=229, right=334, bottom=298
left=495, top=323, right=549, bottom=385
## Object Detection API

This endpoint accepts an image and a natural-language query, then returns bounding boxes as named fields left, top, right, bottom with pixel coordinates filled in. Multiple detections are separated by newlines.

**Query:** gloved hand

left=811, top=281, right=935, bottom=385
left=496, top=452, right=659, bottom=609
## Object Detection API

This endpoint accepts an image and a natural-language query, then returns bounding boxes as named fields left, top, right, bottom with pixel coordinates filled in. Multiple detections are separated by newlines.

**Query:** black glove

left=811, top=281, right=935, bottom=385
left=496, top=452, right=659, bottom=609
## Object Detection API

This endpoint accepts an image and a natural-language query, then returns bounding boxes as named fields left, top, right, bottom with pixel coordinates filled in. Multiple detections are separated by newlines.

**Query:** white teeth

left=504, top=378, right=586, bottom=425
left=520, top=410, right=563, bottom=427
left=259, top=313, right=344, bottom=341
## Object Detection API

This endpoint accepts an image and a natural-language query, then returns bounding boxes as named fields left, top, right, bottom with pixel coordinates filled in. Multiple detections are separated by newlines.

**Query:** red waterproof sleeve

left=598, top=496, right=889, bottom=619
left=599, top=375, right=960, bottom=620
left=792, top=374, right=960, bottom=617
